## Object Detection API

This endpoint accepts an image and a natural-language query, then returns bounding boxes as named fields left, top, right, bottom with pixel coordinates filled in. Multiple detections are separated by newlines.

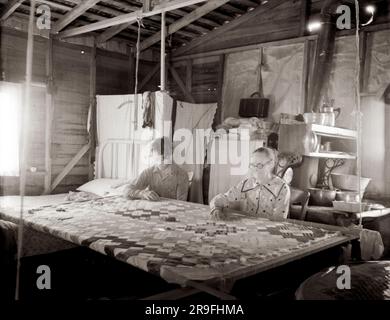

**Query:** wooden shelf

left=306, top=152, right=357, bottom=159
left=310, top=124, right=357, bottom=140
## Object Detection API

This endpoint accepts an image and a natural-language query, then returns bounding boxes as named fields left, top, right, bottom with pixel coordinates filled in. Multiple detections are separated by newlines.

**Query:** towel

left=360, top=228, right=384, bottom=261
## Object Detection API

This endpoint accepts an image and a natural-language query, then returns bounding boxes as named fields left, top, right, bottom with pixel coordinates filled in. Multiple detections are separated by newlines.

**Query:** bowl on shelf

left=335, top=191, right=360, bottom=202
left=331, top=173, right=371, bottom=196
left=308, top=188, right=337, bottom=206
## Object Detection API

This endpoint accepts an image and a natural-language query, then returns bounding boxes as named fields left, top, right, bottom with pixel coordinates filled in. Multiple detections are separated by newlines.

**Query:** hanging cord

left=129, top=16, right=144, bottom=177
left=132, top=15, right=143, bottom=133
left=354, top=0, right=363, bottom=228
left=15, top=0, right=36, bottom=300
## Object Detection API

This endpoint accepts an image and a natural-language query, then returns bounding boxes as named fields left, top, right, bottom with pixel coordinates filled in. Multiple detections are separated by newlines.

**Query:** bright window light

left=0, top=84, right=21, bottom=177
left=362, top=5, right=376, bottom=26
left=308, top=21, right=322, bottom=32
left=365, top=5, right=376, bottom=14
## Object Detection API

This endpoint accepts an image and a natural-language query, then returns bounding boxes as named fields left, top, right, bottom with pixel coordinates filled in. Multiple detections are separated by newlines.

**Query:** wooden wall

left=0, top=27, right=158, bottom=196
left=168, top=56, right=220, bottom=104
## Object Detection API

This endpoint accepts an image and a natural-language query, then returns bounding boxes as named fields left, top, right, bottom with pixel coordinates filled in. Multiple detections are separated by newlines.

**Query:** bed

left=0, top=193, right=358, bottom=299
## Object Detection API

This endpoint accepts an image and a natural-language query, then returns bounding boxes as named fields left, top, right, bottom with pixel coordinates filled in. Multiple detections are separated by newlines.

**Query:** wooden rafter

left=230, top=0, right=258, bottom=7
left=0, top=0, right=24, bottom=21
left=173, top=0, right=285, bottom=56
left=97, top=22, right=135, bottom=44
left=148, top=14, right=210, bottom=34
left=140, top=0, right=230, bottom=51
left=51, top=0, right=101, bottom=34
left=58, top=0, right=208, bottom=38
left=171, top=8, right=220, bottom=28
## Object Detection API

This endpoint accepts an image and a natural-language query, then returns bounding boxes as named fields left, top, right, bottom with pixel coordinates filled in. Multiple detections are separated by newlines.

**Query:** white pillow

left=77, top=178, right=127, bottom=197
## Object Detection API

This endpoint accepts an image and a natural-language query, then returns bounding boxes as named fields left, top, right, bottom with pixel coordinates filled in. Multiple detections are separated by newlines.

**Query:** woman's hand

left=141, top=190, right=160, bottom=201
left=210, top=208, right=227, bottom=221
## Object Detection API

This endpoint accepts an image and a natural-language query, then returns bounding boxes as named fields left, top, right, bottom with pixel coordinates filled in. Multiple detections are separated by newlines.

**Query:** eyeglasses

left=249, top=160, right=273, bottom=170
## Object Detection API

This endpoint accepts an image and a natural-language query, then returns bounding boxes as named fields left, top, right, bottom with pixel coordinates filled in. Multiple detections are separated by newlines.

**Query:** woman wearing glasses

left=210, top=147, right=290, bottom=220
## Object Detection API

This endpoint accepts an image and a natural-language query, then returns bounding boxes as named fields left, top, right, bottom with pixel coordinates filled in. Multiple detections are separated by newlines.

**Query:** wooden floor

left=0, top=244, right=355, bottom=301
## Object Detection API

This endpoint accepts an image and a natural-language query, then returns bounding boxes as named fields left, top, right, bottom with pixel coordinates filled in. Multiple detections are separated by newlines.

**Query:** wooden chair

left=273, top=152, right=308, bottom=221
left=289, top=187, right=310, bottom=221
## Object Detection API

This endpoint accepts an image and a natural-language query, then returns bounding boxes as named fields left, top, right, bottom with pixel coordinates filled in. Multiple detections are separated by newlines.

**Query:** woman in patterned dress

left=210, top=147, right=290, bottom=220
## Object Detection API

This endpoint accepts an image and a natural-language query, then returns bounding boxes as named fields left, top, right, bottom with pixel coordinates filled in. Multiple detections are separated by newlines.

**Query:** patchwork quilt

left=1, top=196, right=352, bottom=286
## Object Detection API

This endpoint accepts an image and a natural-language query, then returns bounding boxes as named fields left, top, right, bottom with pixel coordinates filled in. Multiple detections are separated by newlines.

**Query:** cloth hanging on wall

left=221, top=44, right=304, bottom=122
left=97, top=94, right=144, bottom=180
left=174, top=101, right=217, bottom=204
left=154, top=92, right=173, bottom=138
left=96, top=92, right=173, bottom=180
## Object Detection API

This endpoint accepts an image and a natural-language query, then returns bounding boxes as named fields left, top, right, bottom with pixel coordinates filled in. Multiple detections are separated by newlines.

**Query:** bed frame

left=96, top=138, right=153, bottom=180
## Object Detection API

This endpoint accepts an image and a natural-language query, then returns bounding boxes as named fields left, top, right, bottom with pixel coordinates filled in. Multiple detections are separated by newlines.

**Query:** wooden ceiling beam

left=51, top=0, right=101, bottom=34
left=171, top=8, right=220, bottom=28
left=147, top=13, right=210, bottom=34
left=229, top=0, right=258, bottom=8
left=140, top=0, right=229, bottom=51
left=187, top=4, right=232, bottom=21
left=65, top=0, right=137, bottom=17
left=97, top=21, right=135, bottom=43
left=97, top=11, right=199, bottom=44
left=0, top=0, right=24, bottom=21
left=173, top=0, right=286, bottom=57
left=221, top=4, right=246, bottom=14
left=58, top=0, right=208, bottom=38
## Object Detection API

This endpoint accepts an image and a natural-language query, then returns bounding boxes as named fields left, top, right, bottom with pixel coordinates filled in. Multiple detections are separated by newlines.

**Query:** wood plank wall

left=0, top=28, right=158, bottom=195
left=169, top=56, right=220, bottom=104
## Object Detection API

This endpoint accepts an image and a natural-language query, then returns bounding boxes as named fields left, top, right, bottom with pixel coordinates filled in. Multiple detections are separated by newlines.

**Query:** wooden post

left=186, top=59, right=193, bottom=93
left=128, top=46, right=136, bottom=93
left=213, top=54, right=225, bottom=128
left=301, top=39, right=310, bottom=113
left=43, top=37, right=54, bottom=195
left=88, top=39, right=97, bottom=180
left=360, top=31, right=372, bottom=93
left=299, top=0, right=310, bottom=37
left=161, top=11, right=166, bottom=91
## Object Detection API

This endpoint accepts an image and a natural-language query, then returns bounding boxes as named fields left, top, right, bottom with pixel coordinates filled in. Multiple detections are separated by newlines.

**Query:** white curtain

left=174, top=101, right=217, bottom=203
left=96, top=91, right=172, bottom=180
left=0, top=82, right=21, bottom=177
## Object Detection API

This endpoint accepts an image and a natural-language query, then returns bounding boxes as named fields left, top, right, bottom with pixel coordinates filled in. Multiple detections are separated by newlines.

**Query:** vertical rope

left=354, top=0, right=363, bottom=227
left=129, top=16, right=143, bottom=178
left=16, top=0, right=36, bottom=300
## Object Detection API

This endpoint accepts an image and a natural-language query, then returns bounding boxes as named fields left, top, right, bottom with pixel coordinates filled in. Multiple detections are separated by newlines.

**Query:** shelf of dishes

left=279, top=124, right=357, bottom=158
left=310, top=124, right=357, bottom=140
left=307, top=152, right=356, bottom=159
